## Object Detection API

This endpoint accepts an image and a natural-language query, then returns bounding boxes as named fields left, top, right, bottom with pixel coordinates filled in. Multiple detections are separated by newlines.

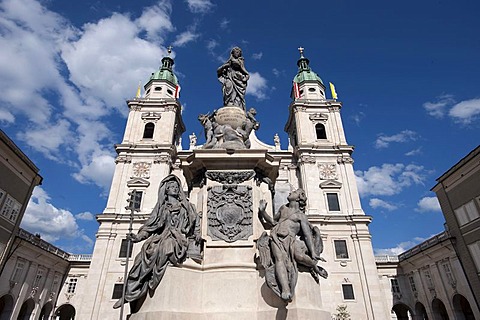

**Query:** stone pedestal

left=215, top=106, right=246, bottom=129
left=129, top=150, right=331, bottom=320
left=129, top=267, right=331, bottom=320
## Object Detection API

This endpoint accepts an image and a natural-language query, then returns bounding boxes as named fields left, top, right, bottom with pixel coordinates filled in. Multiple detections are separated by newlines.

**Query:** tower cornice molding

left=307, top=214, right=371, bottom=224
left=327, top=106, right=341, bottom=112
left=309, top=113, right=329, bottom=122
left=127, top=98, right=181, bottom=110
left=141, top=112, right=161, bottom=122
left=294, top=145, right=354, bottom=153
left=288, top=99, right=342, bottom=109
left=297, top=154, right=316, bottom=164
left=115, top=155, right=132, bottom=164
left=115, top=143, right=178, bottom=152
left=337, top=155, right=354, bottom=164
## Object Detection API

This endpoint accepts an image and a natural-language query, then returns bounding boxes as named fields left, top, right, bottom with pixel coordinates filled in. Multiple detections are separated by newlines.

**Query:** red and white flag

left=293, top=81, right=300, bottom=99
left=175, top=85, right=181, bottom=99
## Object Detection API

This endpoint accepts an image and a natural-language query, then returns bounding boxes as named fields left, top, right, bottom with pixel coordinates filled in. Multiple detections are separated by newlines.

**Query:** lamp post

left=119, top=190, right=141, bottom=320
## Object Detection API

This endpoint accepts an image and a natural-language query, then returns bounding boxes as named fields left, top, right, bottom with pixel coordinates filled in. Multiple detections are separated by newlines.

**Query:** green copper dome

left=293, top=49, right=323, bottom=85
left=149, top=55, right=178, bottom=85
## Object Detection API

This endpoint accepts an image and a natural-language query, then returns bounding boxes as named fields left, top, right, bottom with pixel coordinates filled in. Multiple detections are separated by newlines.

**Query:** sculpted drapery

left=257, top=189, right=328, bottom=302
left=114, top=175, right=198, bottom=309
left=217, top=47, right=249, bottom=110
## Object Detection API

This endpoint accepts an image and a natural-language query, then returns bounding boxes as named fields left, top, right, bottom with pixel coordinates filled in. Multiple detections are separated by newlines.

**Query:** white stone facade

left=376, top=231, right=480, bottom=319
left=0, top=229, right=69, bottom=320
left=70, top=54, right=391, bottom=319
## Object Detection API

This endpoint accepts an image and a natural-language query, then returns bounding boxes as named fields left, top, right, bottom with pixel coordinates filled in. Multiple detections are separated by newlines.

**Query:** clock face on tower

left=318, top=163, right=337, bottom=180
left=132, top=162, right=152, bottom=179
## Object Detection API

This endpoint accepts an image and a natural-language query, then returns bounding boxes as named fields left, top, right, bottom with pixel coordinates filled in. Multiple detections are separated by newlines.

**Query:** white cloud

left=186, top=0, right=213, bottom=13
left=76, top=211, right=95, bottom=221
left=252, top=52, right=263, bottom=60
left=374, top=130, right=417, bottom=149
left=220, top=18, right=229, bottom=29
left=136, top=0, right=174, bottom=42
left=351, top=111, right=366, bottom=126
left=415, top=196, right=441, bottom=212
left=22, top=187, right=92, bottom=248
left=405, top=147, right=422, bottom=156
left=206, top=39, right=218, bottom=51
left=0, top=0, right=178, bottom=192
left=61, top=13, right=167, bottom=110
left=374, top=237, right=427, bottom=256
left=16, top=119, right=72, bottom=161
left=247, top=72, right=268, bottom=100
left=0, top=108, right=14, bottom=123
left=424, top=95, right=480, bottom=124
left=369, top=198, right=398, bottom=211
left=355, top=163, right=426, bottom=197
left=81, top=234, right=94, bottom=246
left=0, top=0, right=74, bottom=125
left=173, top=29, right=200, bottom=47
left=73, top=153, right=115, bottom=192
left=449, top=98, right=480, bottom=124
left=423, top=94, right=455, bottom=118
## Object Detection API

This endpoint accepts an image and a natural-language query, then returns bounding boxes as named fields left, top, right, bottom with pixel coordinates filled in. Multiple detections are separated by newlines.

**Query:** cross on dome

left=298, top=46, right=305, bottom=57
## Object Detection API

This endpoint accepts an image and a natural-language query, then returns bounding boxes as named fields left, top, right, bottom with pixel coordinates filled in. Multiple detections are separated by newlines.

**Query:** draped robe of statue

left=217, top=47, right=249, bottom=110
left=113, top=175, right=197, bottom=309
left=257, top=189, right=327, bottom=302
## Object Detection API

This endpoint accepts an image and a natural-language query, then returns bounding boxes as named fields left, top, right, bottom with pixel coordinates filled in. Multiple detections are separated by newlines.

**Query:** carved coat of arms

left=207, top=185, right=252, bottom=242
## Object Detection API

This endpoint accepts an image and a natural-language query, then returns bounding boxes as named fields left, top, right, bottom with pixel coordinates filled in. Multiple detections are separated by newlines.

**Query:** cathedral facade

left=58, top=49, right=391, bottom=319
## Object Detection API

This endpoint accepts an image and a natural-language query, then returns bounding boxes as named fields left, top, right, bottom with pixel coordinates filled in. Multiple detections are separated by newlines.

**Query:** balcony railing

left=398, top=231, right=450, bottom=261
left=68, top=254, right=92, bottom=261
left=375, top=255, right=399, bottom=263
left=18, top=228, right=70, bottom=259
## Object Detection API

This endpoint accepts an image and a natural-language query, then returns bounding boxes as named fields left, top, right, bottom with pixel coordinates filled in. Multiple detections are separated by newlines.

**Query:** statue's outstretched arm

left=131, top=230, right=149, bottom=243
left=258, top=199, right=275, bottom=227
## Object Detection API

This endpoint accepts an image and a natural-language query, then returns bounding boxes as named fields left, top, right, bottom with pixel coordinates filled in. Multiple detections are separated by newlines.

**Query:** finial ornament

left=167, top=46, right=173, bottom=55
left=298, top=46, right=305, bottom=57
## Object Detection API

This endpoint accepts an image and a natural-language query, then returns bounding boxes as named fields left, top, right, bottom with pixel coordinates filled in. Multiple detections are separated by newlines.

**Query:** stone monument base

left=128, top=264, right=331, bottom=320
left=215, top=105, right=246, bottom=129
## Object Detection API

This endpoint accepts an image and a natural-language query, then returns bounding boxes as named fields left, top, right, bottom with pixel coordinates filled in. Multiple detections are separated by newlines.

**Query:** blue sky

left=1, top=0, right=479, bottom=254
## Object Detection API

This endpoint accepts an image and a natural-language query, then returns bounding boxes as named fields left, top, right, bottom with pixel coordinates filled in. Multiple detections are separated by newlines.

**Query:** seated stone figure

left=113, top=175, right=199, bottom=310
left=257, top=189, right=328, bottom=302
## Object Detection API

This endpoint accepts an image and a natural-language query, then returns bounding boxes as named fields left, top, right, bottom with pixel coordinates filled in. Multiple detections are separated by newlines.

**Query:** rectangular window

left=119, top=239, right=133, bottom=258
left=424, top=269, right=434, bottom=289
left=127, top=190, right=143, bottom=211
left=133, top=191, right=142, bottom=210
left=33, top=267, right=45, bottom=288
left=0, top=195, right=21, bottom=223
left=390, top=278, right=401, bottom=294
left=342, top=284, right=355, bottom=300
left=408, top=276, right=417, bottom=292
left=334, top=240, right=349, bottom=259
left=464, top=200, right=480, bottom=221
left=112, top=283, right=124, bottom=299
left=51, top=273, right=60, bottom=292
left=442, top=262, right=455, bottom=285
left=67, top=278, right=78, bottom=294
left=0, top=188, right=5, bottom=204
left=467, top=241, right=480, bottom=272
left=11, top=259, right=25, bottom=282
left=454, top=200, right=480, bottom=226
left=454, top=206, right=469, bottom=226
left=327, top=193, right=340, bottom=211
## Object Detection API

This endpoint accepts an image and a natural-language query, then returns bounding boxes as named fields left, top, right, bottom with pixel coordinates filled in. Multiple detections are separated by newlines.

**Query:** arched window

left=55, top=304, right=76, bottom=320
left=0, top=294, right=14, bottom=319
left=143, top=123, right=155, bottom=139
left=315, top=123, right=327, bottom=139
